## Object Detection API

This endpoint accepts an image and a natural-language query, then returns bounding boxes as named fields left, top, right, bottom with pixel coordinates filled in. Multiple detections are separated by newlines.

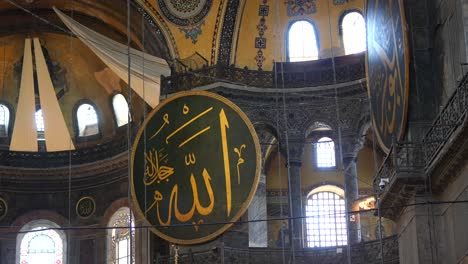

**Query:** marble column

left=285, top=140, right=304, bottom=249
left=343, top=158, right=361, bottom=243
left=248, top=168, right=268, bottom=247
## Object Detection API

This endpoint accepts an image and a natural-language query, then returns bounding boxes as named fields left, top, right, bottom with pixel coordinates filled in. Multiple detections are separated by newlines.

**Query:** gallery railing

left=373, top=142, right=425, bottom=193
left=422, top=73, right=468, bottom=168
left=155, top=235, right=399, bottom=264
left=161, top=53, right=365, bottom=94
left=0, top=137, right=129, bottom=168
left=374, top=72, right=468, bottom=196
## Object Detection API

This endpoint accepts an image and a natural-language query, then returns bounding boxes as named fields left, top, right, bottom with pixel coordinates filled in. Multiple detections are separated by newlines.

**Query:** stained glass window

left=0, top=104, right=9, bottom=137
left=288, top=20, right=319, bottom=62
left=305, top=187, right=347, bottom=247
left=108, top=207, right=134, bottom=264
left=342, top=12, right=366, bottom=55
left=76, top=103, right=99, bottom=137
left=19, top=225, right=64, bottom=264
left=112, top=94, right=131, bottom=127
left=316, top=137, right=336, bottom=168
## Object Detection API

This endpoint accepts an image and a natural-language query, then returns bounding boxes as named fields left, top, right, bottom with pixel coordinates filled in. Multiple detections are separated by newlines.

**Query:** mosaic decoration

left=286, top=0, right=317, bottom=17
left=255, top=1, right=269, bottom=70
left=109, top=209, right=135, bottom=264
left=210, top=0, right=225, bottom=64
left=131, top=91, right=261, bottom=245
left=333, top=0, right=346, bottom=5
left=157, top=0, right=212, bottom=26
left=0, top=197, right=7, bottom=220
left=76, top=196, right=96, bottom=219
left=366, top=0, right=409, bottom=153
left=217, top=0, right=241, bottom=65
left=180, top=22, right=204, bottom=43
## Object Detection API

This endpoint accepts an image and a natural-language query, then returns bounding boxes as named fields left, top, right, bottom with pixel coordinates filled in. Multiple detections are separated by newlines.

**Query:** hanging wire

left=324, top=0, right=352, bottom=263
left=125, top=0, right=134, bottom=262
left=271, top=0, right=287, bottom=263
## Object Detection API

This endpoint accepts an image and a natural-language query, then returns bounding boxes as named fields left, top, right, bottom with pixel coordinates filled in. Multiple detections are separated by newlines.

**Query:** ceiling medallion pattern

left=157, top=0, right=213, bottom=26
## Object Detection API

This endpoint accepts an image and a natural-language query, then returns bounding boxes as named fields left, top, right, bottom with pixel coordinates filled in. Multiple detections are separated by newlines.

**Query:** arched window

left=16, top=220, right=66, bottom=264
left=288, top=20, right=319, bottom=62
left=305, top=185, right=347, bottom=247
left=341, top=11, right=366, bottom=55
left=0, top=104, right=10, bottom=137
left=76, top=103, right=99, bottom=137
left=316, top=137, right=336, bottom=168
left=112, top=94, right=131, bottom=127
left=35, top=109, right=45, bottom=141
left=107, top=207, right=134, bottom=264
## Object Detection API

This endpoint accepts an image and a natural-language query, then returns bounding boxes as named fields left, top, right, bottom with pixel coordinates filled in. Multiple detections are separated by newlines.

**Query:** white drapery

left=54, top=7, right=171, bottom=108
left=10, top=39, right=37, bottom=151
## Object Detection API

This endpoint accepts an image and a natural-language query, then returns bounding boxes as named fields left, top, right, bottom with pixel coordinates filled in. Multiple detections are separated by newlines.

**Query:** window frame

left=286, top=19, right=320, bottom=62
left=313, top=136, right=337, bottom=170
left=339, top=9, right=366, bottom=55
left=16, top=219, right=67, bottom=264
left=0, top=101, right=14, bottom=143
left=304, top=185, right=347, bottom=248
left=107, top=207, right=135, bottom=264
left=72, top=100, right=102, bottom=142
left=111, top=93, right=132, bottom=130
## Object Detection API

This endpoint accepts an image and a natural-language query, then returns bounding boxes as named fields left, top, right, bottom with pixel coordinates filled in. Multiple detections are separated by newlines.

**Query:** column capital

left=280, top=138, right=304, bottom=167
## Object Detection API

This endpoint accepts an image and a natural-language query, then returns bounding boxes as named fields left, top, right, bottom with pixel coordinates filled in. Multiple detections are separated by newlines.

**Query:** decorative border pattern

left=286, top=0, right=317, bottom=17
left=217, top=0, right=241, bottom=65
left=210, top=0, right=226, bottom=65
left=139, top=0, right=180, bottom=60
left=255, top=1, right=269, bottom=70
left=157, top=0, right=213, bottom=26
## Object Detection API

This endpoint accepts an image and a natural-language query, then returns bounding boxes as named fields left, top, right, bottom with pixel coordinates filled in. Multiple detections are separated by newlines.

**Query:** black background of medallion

left=132, top=93, right=259, bottom=242
left=367, top=0, right=408, bottom=152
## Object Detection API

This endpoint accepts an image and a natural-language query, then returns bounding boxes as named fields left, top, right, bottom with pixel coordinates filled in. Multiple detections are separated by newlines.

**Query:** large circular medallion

left=76, top=196, right=96, bottom=219
left=131, top=91, right=261, bottom=244
left=157, top=0, right=213, bottom=26
left=366, top=0, right=409, bottom=153
left=0, top=197, right=7, bottom=220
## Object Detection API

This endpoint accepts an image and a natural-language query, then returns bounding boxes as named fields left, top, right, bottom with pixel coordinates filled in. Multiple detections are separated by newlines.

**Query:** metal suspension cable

left=125, top=0, right=134, bottom=263
left=325, top=0, right=351, bottom=263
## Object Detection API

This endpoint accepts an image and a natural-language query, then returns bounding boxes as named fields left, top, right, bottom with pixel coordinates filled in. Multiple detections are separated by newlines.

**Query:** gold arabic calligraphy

left=143, top=104, right=248, bottom=231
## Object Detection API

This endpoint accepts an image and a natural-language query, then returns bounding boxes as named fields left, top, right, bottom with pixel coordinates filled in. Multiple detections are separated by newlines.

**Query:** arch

left=0, top=102, right=11, bottom=137
left=16, top=219, right=67, bottom=264
left=287, top=20, right=319, bottom=62
left=315, top=137, right=336, bottom=168
left=305, top=185, right=347, bottom=247
left=112, top=94, right=131, bottom=127
left=74, top=101, right=100, bottom=138
left=107, top=207, right=134, bottom=264
left=340, top=11, right=366, bottom=55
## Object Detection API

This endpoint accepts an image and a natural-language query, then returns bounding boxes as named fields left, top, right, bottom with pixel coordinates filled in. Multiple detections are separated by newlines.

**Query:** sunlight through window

left=305, top=188, right=347, bottom=247
left=76, top=103, right=99, bottom=137
left=342, top=12, right=366, bottom=55
left=288, top=21, right=319, bottom=62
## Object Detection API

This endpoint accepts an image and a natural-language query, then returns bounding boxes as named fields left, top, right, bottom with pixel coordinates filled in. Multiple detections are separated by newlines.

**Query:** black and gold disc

left=366, top=0, right=409, bottom=153
left=131, top=91, right=261, bottom=245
